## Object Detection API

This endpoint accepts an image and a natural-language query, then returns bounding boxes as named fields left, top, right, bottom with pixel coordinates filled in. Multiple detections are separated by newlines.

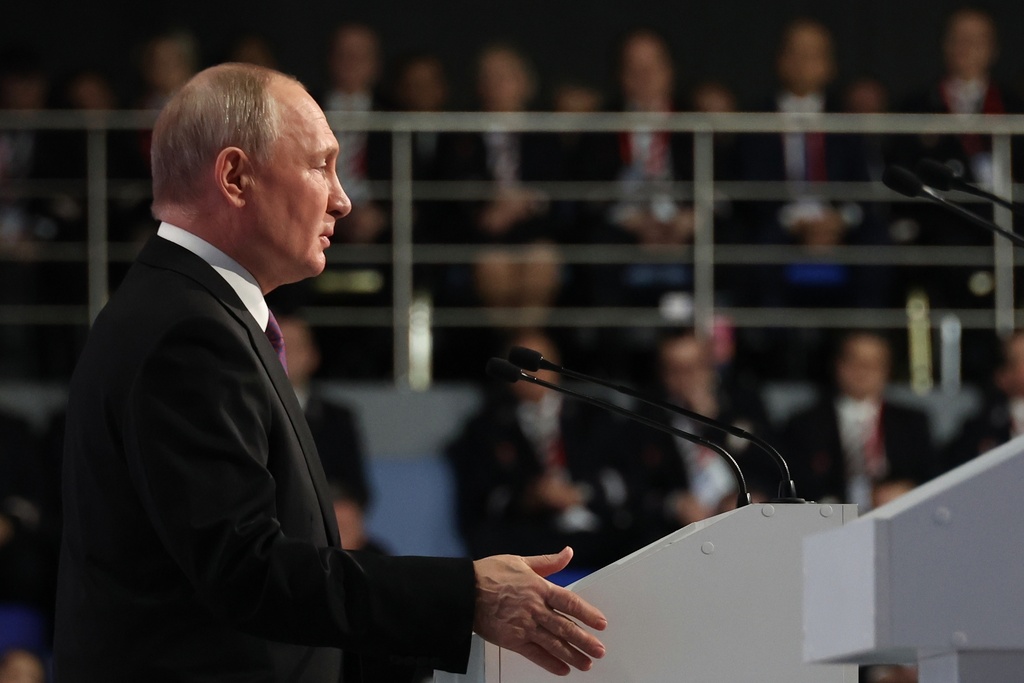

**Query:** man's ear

left=214, top=147, right=253, bottom=207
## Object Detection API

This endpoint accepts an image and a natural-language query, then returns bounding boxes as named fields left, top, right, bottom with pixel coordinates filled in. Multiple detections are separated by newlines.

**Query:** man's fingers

left=536, top=608, right=606, bottom=661
left=521, top=546, right=573, bottom=578
left=546, top=585, right=608, bottom=631
left=516, top=641, right=571, bottom=677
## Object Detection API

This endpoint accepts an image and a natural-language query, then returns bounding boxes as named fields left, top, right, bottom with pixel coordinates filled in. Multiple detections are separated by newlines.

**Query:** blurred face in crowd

left=143, top=35, right=197, bottom=97
left=835, top=334, right=891, bottom=402
left=477, top=47, right=533, bottom=113
left=659, top=335, right=715, bottom=406
left=67, top=71, right=117, bottom=110
left=510, top=332, right=560, bottom=403
left=396, top=56, right=448, bottom=112
left=619, top=32, right=674, bottom=111
left=279, top=317, right=321, bottom=387
left=777, top=21, right=836, bottom=97
left=943, top=10, right=997, bottom=82
left=329, top=25, right=380, bottom=95
left=692, top=82, right=736, bottom=113
left=0, top=70, right=46, bottom=110
left=238, top=77, right=351, bottom=291
left=844, top=77, right=888, bottom=114
left=996, top=334, right=1024, bottom=399
left=553, top=83, right=601, bottom=113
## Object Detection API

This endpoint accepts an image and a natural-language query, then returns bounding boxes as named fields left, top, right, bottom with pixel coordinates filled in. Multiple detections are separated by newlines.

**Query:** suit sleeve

left=121, top=315, right=475, bottom=672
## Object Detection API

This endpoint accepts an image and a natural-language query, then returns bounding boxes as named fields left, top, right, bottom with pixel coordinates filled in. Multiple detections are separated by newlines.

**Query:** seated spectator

left=571, top=29, right=706, bottom=376
left=277, top=314, right=380, bottom=552
left=892, top=7, right=1018, bottom=386
left=390, top=52, right=449, bottom=180
left=783, top=331, right=934, bottom=510
left=446, top=330, right=633, bottom=569
left=735, top=19, right=890, bottom=381
left=304, top=24, right=393, bottom=378
left=431, top=45, right=565, bottom=379
left=945, top=329, right=1024, bottom=470
left=434, top=43, right=564, bottom=318
left=622, top=330, right=776, bottom=544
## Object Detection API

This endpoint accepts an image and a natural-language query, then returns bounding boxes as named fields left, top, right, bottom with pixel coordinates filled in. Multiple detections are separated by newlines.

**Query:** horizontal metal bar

left=6, top=110, right=1024, bottom=135
left=2, top=242, right=1012, bottom=268
left=292, top=305, right=1002, bottom=330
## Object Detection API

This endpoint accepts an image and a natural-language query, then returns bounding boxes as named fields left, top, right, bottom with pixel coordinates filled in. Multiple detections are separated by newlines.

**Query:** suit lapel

left=136, top=236, right=342, bottom=547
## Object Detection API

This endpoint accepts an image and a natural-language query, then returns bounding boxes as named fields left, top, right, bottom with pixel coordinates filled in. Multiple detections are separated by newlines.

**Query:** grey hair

left=151, top=62, right=293, bottom=212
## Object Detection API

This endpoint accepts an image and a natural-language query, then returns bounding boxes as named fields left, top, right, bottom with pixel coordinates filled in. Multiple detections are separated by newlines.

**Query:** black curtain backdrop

left=5, top=0, right=1024, bottom=110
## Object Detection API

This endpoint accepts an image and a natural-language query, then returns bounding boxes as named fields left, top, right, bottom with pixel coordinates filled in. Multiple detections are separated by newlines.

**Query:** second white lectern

left=438, top=502, right=858, bottom=682
left=804, top=434, right=1024, bottom=682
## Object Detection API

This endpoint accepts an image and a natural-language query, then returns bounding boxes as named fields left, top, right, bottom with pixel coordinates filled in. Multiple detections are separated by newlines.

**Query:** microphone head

left=882, top=165, right=926, bottom=198
left=915, top=159, right=956, bottom=191
left=486, top=358, right=524, bottom=384
left=508, top=346, right=543, bottom=371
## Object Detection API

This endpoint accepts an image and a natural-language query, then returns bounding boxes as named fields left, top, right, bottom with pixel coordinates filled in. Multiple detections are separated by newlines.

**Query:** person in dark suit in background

left=735, top=19, right=891, bottom=382
left=945, top=330, right=1024, bottom=470
left=783, top=331, right=934, bottom=511
left=622, top=331, right=775, bottom=545
left=54, top=63, right=606, bottom=682
left=447, top=330, right=635, bottom=570
left=277, top=313, right=385, bottom=556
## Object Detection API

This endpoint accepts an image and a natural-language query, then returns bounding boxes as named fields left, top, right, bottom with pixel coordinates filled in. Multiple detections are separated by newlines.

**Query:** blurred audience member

left=136, top=30, right=199, bottom=110
left=432, top=45, right=565, bottom=378
left=228, top=34, right=278, bottom=69
left=322, top=22, right=390, bottom=242
left=391, top=52, right=449, bottom=179
left=843, top=76, right=891, bottom=181
left=783, top=332, right=934, bottom=510
left=0, top=649, right=45, bottom=683
left=945, top=330, right=1024, bottom=470
left=736, top=19, right=889, bottom=381
left=624, top=331, right=776, bottom=543
left=446, top=331, right=633, bottom=568
left=277, top=314, right=378, bottom=550
left=893, top=8, right=1017, bottom=384
left=572, top=30, right=702, bottom=376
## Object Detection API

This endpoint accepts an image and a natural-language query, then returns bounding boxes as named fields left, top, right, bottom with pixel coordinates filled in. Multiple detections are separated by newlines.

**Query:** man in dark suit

left=447, top=331, right=635, bottom=571
left=735, top=20, right=891, bottom=381
left=54, top=63, right=606, bottom=682
left=783, top=332, right=934, bottom=510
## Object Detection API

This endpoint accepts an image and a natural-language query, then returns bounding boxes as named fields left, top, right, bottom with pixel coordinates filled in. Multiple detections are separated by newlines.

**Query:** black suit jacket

left=783, top=397, right=934, bottom=504
left=54, top=236, right=474, bottom=682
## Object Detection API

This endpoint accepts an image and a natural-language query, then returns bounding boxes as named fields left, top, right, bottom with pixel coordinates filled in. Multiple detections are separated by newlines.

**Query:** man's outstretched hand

left=472, top=547, right=608, bottom=676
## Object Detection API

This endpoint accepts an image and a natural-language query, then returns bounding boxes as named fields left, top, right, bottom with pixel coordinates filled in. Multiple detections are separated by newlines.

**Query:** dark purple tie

left=264, top=310, right=288, bottom=375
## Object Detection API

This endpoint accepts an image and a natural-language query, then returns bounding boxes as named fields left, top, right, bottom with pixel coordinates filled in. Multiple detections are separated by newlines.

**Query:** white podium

left=438, top=502, right=858, bottom=682
left=804, top=435, right=1024, bottom=682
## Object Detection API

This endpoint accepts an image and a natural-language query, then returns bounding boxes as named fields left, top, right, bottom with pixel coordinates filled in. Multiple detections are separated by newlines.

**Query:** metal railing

left=1, top=110, right=1021, bottom=385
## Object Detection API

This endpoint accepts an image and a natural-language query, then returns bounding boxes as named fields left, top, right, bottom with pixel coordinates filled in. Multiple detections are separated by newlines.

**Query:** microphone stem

left=526, top=374, right=751, bottom=509
left=554, top=365, right=798, bottom=499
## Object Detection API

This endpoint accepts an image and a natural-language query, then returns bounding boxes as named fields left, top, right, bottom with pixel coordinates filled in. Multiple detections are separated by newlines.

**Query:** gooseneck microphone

left=915, top=158, right=1022, bottom=216
left=882, top=165, right=1024, bottom=248
left=486, top=358, right=752, bottom=510
left=508, top=346, right=802, bottom=502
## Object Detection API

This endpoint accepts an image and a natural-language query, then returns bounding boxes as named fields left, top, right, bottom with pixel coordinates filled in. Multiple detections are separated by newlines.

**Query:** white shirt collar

left=777, top=91, right=825, bottom=114
left=156, top=222, right=270, bottom=331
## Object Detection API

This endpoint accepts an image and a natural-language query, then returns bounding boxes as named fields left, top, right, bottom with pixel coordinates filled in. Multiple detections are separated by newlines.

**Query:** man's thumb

left=522, top=546, right=573, bottom=578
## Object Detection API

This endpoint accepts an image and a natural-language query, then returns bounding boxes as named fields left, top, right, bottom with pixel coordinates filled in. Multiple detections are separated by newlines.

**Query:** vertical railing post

left=692, top=130, right=715, bottom=339
left=391, top=129, right=414, bottom=388
left=992, top=133, right=1014, bottom=337
left=86, top=127, right=109, bottom=324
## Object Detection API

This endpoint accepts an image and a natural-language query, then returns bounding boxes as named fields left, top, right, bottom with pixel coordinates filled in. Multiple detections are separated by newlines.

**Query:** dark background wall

left=5, top=0, right=1024, bottom=107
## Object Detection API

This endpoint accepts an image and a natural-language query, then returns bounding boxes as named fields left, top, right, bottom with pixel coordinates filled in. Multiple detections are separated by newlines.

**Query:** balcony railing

left=1, top=110, right=1021, bottom=386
